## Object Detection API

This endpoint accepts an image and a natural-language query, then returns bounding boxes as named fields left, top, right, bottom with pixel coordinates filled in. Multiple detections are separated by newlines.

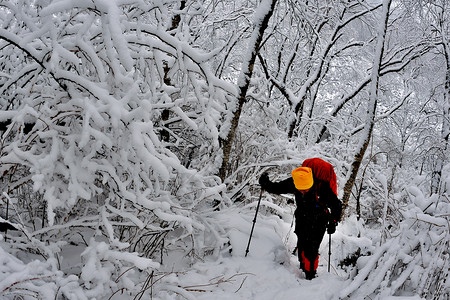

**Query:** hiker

left=259, top=158, right=342, bottom=280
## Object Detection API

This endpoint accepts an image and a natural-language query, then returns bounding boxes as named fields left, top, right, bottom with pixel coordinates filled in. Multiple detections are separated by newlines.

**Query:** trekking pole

left=5, top=195, right=9, bottom=241
left=245, top=189, right=263, bottom=257
left=328, top=233, right=332, bottom=272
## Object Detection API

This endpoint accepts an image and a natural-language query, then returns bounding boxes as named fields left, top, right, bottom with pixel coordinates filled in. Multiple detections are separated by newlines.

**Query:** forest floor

left=147, top=207, right=424, bottom=300
left=0, top=204, right=428, bottom=300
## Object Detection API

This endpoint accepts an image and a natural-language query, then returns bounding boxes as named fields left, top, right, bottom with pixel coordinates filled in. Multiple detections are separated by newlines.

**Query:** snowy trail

left=171, top=208, right=348, bottom=300
left=178, top=255, right=346, bottom=300
left=169, top=208, right=426, bottom=300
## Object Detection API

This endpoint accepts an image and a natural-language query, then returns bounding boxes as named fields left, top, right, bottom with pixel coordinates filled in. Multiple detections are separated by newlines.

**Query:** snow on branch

left=0, top=0, right=235, bottom=298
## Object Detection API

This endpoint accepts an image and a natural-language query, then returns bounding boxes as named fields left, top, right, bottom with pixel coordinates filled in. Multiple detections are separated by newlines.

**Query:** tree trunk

left=341, top=0, right=392, bottom=214
left=431, top=13, right=450, bottom=195
left=160, top=1, right=186, bottom=143
left=444, top=41, right=450, bottom=168
left=218, top=0, right=277, bottom=181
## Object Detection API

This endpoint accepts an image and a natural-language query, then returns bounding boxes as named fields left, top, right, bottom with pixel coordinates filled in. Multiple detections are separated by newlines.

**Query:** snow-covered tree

left=0, top=0, right=236, bottom=297
left=1, top=0, right=449, bottom=299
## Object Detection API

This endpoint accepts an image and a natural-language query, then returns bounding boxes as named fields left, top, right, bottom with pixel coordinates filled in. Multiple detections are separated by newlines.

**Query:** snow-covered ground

left=130, top=205, right=427, bottom=300
left=1, top=195, right=445, bottom=299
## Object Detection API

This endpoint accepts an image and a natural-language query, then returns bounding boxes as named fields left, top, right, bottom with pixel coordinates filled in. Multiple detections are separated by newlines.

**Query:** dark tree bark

left=341, top=0, right=392, bottom=213
left=218, top=0, right=277, bottom=181
left=160, top=1, right=186, bottom=143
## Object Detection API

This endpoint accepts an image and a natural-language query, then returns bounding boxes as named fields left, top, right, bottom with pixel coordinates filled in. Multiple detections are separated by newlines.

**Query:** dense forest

left=0, top=0, right=448, bottom=299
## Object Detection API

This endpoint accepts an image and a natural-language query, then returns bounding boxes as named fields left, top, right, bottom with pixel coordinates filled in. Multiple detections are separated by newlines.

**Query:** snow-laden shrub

left=340, top=164, right=450, bottom=300
left=0, top=0, right=235, bottom=298
left=0, top=234, right=86, bottom=299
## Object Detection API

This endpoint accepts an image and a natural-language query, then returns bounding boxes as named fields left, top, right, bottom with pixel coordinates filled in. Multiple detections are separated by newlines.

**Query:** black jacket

left=262, top=177, right=342, bottom=228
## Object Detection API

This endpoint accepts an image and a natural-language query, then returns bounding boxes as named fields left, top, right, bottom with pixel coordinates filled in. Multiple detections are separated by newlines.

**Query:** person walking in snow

left=259, top=158, right=342, bottom=280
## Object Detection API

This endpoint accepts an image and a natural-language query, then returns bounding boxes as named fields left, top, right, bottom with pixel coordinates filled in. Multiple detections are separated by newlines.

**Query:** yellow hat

left=291, top=167, right=313, bottom=190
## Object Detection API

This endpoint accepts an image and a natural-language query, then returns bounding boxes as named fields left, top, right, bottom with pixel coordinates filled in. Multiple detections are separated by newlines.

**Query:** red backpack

left=301, top=158, right=337, bottom=196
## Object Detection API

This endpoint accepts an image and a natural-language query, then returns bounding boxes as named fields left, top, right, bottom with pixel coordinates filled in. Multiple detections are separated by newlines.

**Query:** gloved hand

left=259, top=172, right=270, bottom=190
left=327, top=220, right=337, bottom=234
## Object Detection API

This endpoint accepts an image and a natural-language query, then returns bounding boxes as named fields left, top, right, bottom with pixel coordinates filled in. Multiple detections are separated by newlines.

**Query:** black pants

left=295, top=220, right=327, bottom=278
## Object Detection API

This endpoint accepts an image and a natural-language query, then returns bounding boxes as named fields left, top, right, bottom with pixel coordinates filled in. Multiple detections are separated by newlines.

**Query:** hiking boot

left=305, top=270, right=316, bottom=280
